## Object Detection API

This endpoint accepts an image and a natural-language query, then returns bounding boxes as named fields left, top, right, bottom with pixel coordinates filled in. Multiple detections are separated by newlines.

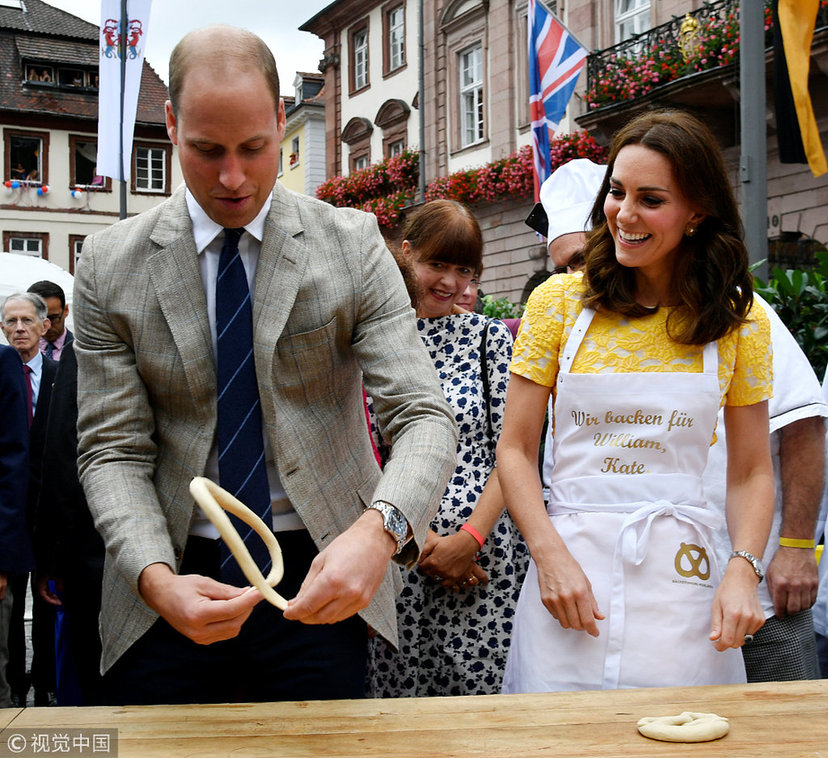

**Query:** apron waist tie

left=550, top=499, right=724, bottom=689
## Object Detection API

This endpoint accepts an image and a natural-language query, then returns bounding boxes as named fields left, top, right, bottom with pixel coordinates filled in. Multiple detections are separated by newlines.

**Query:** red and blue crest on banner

left=101, top=17, right=144, bottom=59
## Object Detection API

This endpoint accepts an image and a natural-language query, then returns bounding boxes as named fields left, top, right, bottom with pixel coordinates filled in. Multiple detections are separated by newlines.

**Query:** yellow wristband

left=779, top=537, right=816, bottom=549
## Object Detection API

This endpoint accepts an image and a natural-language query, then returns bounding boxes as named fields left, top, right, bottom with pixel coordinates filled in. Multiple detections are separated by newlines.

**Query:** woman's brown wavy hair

left=581, top=109, right=753, bottom=345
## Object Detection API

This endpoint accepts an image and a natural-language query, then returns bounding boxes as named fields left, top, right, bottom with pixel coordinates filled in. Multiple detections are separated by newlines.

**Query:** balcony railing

left=585, top=0, right=828, bottom=111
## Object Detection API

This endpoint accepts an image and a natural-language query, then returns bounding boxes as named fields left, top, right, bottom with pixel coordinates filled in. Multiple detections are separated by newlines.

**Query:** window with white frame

left=353, top=28, right=369, bottom=90
left=69, top=235, right=85, bottom=274
left=278, top=147, right=284, bottom=177
left=69, top=136, right=108, bottom=189
left=4, top=232, right=47, bottom=257
left=133, top=144, right=168, bottom=193
left=354, top=154, right=370, bottom=171
left=388, top=5, right=405, bottom=71
left=290, top=136, right=300, bottom=168
left=459, top=45, right=484, bottom=148
left=389, top=139, right=405, bottom=157
left=5, top=130, right=48, bottom=183
left=615, top=0, right=650, bottom=43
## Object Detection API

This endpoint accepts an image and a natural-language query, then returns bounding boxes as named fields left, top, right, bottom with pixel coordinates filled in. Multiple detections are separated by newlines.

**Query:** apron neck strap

left=701, top=340, right=718, bottom=375
left=560, top=306, right=594, bottom=374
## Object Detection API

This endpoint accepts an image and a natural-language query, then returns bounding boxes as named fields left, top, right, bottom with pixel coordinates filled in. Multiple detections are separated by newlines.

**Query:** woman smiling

left=499, top=110, right=773, bottom=693
left=368, top=200, right=527, bottom=697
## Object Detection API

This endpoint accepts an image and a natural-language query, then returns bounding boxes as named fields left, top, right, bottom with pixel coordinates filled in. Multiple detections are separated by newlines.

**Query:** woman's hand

left=534, top=547, right=604, bottom=636
left=709, top=557, right=765, bottom=650
left=419, top=529, right=490, bottom=589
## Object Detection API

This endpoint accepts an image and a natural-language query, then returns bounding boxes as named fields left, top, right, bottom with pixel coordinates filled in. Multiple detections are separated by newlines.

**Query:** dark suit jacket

left=35, top=342, right=104, bottom=576
left=0, top=345, right=34, bottom=574
left=27, top=353, right=58, bottom=534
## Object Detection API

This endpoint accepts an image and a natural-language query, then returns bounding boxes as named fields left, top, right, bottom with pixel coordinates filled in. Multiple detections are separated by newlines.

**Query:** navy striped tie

left=215, top=227, right=272, bottom=584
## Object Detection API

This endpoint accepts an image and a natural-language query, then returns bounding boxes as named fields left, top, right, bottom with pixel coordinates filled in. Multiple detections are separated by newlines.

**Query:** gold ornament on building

left=678, top=13, right=700, bottom=63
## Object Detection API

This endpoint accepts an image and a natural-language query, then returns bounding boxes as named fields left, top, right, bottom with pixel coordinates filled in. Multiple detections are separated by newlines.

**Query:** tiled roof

left=16, top=34, right=98, bottom=66
left=0, top=1, right=167, bottom=126
left=0, top=0, right=98, bottom=40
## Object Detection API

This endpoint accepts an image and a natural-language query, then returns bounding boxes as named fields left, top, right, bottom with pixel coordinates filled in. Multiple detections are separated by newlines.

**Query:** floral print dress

left=367, top=313, right=529, bottom=697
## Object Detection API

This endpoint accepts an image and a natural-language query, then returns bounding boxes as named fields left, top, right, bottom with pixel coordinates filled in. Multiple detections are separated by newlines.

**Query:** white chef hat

left=540, top=158, right=607, bottom=248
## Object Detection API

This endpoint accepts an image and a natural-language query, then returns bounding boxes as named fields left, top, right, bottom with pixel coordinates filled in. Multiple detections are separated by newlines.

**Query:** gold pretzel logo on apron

left=674, top=542, right=710, bottom=581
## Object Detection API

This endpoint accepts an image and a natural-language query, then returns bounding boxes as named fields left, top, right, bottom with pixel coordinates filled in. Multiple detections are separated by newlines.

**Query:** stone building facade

left=302, top=0, right=827, bottom=302
left=0, top=0, right=179, bottom=273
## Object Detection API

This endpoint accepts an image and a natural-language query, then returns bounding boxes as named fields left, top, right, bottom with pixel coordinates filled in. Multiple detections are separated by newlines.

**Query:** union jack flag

left=529, top=0, right=588, bottom=201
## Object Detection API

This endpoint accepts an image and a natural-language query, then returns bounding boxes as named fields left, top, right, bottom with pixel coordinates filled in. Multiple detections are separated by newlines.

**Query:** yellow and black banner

left=774, top=0, right=827, bottom=177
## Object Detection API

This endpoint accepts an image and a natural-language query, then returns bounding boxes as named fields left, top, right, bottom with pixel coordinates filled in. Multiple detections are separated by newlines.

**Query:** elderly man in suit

left=1, top=292, right=58, bottom=706
left=73, top=25, right=457, bottom=706
left=0, top=344, right=34, bottom=708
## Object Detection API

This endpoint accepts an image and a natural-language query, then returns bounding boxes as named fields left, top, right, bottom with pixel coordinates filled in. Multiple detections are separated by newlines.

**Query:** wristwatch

left=729, top=550, right=765, bottom=583
left=367, top=500, right=410, bottom=555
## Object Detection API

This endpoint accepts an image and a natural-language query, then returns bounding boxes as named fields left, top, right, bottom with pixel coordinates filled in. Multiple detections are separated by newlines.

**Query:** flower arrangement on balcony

left=426, top=132, right=607, bottom=205
left=584, top=0, right=826, bottom=110
left=316, top=133, right=608, bottom=228
left=424, top=145, right=534, bottom=204
left=316, top=149, right=419, bottom=221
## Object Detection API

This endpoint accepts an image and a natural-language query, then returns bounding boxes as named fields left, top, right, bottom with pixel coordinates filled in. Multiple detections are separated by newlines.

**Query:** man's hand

left=769, top=415, right=826, bottom=619
left=138, top=562, right=262, bottom=645
left=37, top=575, right=63, bottom=607
left=283, top=509, right=395, bottom=624
left=766, top=547, right=819, bottom=618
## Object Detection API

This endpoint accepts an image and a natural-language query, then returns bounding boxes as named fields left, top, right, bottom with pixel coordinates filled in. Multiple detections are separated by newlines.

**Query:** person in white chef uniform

left=498, top=109, right=774, bottom=692
left=704, top=306, right=825, bottom=682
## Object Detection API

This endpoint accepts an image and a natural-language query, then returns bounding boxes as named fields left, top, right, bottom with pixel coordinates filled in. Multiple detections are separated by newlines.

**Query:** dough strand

left=189, top=476, right=288, bottom=609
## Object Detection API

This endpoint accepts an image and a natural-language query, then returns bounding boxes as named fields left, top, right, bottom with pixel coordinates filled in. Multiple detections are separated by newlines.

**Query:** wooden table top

left=2, top=680, right=827, bottom=757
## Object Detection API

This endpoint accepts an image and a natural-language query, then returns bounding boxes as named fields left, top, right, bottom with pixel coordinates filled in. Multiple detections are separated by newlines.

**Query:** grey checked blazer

left=73, top=183, right=457, bottom=672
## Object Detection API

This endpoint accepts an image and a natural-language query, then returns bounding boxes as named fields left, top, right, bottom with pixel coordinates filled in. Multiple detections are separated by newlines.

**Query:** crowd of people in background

left=1, top=24, right=827, bottom=711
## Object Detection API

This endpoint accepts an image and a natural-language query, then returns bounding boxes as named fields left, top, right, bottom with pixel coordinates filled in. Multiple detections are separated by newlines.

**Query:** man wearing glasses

left=27, top=281, right=73, bottom=362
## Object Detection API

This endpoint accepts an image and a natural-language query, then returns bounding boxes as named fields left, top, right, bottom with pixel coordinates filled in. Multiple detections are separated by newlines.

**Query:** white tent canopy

left=0, top=253, right=74, bottom=344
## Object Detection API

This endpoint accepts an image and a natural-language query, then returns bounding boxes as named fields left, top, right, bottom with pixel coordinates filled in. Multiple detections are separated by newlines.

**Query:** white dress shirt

left=25, top=350, right=44, bottom=413
left=186, top=189, right=304, bottom=536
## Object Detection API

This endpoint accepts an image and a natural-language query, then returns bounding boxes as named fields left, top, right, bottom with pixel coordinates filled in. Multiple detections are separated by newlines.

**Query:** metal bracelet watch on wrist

left=729, top=550, right=765, bottom=583
left=367, top=500, right=411, bottom=555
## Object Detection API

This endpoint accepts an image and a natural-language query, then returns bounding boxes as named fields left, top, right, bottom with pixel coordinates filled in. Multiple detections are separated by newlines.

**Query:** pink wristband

left=460, top=523, right=485, bottom=549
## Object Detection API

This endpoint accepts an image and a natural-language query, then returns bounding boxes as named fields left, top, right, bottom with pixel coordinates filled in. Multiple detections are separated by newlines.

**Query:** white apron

left=503, top=307, right=746, bottom=692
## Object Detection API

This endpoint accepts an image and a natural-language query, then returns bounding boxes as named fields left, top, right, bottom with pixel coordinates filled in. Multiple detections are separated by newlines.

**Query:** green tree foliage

left=754, top=250, right=828, bottom=379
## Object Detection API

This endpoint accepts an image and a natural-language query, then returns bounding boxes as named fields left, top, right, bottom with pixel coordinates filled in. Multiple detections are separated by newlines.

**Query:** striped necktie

left=215, top=227, right=272, bottom=584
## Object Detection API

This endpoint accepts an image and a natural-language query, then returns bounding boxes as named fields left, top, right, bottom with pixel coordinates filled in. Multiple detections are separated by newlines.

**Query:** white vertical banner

left=97, top=0, right=153, bottom=182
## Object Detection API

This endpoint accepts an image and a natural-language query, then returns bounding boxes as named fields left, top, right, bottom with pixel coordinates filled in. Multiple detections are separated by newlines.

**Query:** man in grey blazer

left=73, top=25, right=457, bottom=705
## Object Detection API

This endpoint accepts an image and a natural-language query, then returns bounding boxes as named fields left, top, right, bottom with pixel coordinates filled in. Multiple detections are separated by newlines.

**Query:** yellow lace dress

left=512, top=273, right=772, bottom=437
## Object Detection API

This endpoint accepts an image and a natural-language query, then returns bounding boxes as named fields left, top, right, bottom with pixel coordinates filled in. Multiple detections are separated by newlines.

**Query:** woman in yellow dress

left=499, top=110, right=774, bottom=692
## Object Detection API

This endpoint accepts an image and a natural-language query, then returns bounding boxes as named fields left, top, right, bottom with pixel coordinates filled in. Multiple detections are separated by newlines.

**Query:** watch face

left=386, top=508, right=407, bottom=540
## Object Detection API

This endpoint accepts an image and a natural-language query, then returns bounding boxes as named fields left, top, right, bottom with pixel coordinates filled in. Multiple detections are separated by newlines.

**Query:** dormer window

left=26, top=65, right=53, bottom=83
left=23, top=61, right=98, bottom=91
left=59, top=67, right=85, bottom=88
